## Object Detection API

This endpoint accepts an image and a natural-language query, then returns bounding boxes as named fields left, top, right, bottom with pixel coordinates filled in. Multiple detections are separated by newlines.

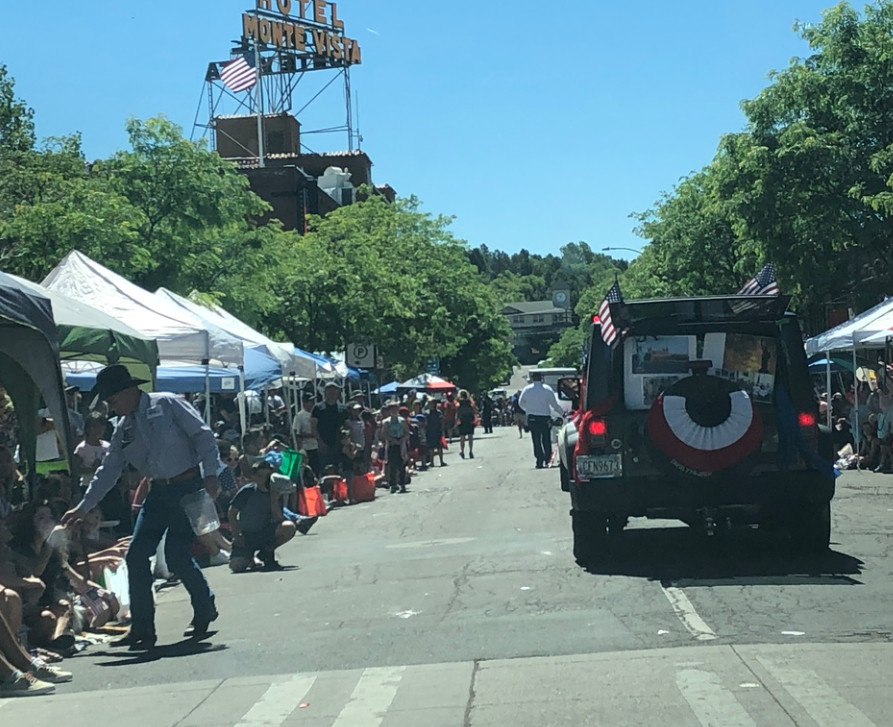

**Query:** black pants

left=387, top=444, right=406, bottom=490
left=527, top=415, right=552, bottom=466
left=483, top=414, right=493, bottom=434
left=304, top=449, right=321, bottom=477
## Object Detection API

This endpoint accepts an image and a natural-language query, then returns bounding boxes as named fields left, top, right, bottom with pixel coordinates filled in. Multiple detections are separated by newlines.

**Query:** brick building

left=214, top=113, right=394, bottom=232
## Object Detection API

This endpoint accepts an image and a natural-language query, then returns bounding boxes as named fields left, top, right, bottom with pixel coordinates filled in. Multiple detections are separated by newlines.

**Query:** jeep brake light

left=588, top=419, right=608, bottom=437
left=798, top=412, right=817, bottom=428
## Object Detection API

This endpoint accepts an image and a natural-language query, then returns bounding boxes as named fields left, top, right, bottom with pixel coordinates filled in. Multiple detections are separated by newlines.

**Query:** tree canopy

left=0, top=65, right=515, bottom=391
left=7, top=1, right=892, bottom=386
left=625, top=1, right=893, bottom=332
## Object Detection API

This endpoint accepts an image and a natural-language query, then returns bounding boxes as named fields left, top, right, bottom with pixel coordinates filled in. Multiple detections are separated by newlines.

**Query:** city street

left=6, top=404, right=893, bottom=724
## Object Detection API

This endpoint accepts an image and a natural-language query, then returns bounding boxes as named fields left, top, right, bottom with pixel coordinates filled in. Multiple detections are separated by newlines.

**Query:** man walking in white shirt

left=518, top=372, right=565, bottom=469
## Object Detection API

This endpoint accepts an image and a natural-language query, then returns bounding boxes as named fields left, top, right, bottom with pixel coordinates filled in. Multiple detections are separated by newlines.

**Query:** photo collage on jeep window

left=705, top=333, right=777, bottom=404
left=624, top=336, right=696, bottom=409
left=623, top=334, right=778, bottom=409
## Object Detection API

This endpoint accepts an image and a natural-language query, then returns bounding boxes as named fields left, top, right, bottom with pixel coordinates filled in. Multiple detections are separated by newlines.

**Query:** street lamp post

left=602, top=247, right=642, bottom=256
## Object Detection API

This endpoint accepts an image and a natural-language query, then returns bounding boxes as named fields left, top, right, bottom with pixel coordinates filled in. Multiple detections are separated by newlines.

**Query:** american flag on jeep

left=731, top=263, right=779, bottom=313
left=599, top=280, right=624, bottom=347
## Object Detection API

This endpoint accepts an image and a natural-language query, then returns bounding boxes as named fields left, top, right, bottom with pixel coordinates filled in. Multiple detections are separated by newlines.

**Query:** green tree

left=0, top=112, right=285, bottom=325
left=545, top=325, right=586, bottom=368
left=626, top=167, right=749, bottom=299
left=0, top=64, right=34, bottom=153
left=98, top=117, right=273, bottom=293
left=270, top=194, right=516, bottom=388
left=716, top=2, right=893, bottom=312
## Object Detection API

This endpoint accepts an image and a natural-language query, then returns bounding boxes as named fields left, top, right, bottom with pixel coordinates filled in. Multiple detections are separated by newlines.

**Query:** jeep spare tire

left=646, top=375, right=763, bottom=478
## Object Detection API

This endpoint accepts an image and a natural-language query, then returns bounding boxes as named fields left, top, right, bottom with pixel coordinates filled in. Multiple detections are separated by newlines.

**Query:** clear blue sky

left=1, top=0, right=835, bottom=260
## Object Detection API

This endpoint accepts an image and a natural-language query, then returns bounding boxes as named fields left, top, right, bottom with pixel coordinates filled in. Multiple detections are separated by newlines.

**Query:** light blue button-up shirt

left=79, top=392, right=222, bottom=512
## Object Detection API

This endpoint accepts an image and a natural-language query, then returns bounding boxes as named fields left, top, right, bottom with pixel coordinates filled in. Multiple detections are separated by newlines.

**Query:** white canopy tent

left=156, top=288, right=316, bottom=441
left=805, top=297, right=893, bottom=355
left=167, top=290, right=315, bottom=380
left=805, top=296, right=893, bottom=439
left=863, top=328, right=893, bottom=346
left=43, top=252, right=220, bottom=363
left=43, top=251, right=244, bottom=422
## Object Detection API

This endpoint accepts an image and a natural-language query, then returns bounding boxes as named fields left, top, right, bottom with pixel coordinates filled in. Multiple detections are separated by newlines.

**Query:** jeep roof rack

left=611, top=295, right=792, bottom=330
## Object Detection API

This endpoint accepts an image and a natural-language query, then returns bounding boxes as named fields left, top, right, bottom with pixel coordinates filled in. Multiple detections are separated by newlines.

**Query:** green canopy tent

left=11, top=275, right=159, bottom=386
left=0, top=272, right=72, bottom=475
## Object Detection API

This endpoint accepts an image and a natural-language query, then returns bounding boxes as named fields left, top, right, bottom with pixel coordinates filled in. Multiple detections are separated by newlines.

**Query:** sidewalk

left=3, top=642, right=891, bottom=726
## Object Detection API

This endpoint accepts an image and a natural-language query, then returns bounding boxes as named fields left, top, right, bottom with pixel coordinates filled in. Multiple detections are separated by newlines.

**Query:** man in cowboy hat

left=61, top=365, right=222, bottom=649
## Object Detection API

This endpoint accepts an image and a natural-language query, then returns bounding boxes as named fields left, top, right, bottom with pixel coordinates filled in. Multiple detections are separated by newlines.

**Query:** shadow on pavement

left=93, top=639, right=228, bottom=667
left=230, top=565, right=301, bottom=575
left=583, top=526, right=864, bottom=586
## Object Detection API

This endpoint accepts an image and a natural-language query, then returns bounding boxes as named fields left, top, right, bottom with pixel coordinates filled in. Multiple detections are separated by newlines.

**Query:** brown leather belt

left=154, top=466, right=200, bottom=485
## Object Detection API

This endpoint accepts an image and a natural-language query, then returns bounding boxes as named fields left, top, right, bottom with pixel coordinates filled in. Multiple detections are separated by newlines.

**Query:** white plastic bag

left=103, top=562, right=131, bottom=622
left=180, top=490, right=220, bottom=536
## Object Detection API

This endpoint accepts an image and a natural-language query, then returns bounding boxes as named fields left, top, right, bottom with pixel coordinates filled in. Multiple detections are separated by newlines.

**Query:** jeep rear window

left=622, top=332, right=779, bottom=410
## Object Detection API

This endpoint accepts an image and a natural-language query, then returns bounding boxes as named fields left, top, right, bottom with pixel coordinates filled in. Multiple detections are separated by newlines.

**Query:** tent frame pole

left=826, top=351, right=832, bottom=429
left=203, top=359, right=211, bottom=425
left=289, top=371, right=298, bottom=450
left=238, top=366, right=247, bottom=448
left=853, top=340, right=860, bottom=472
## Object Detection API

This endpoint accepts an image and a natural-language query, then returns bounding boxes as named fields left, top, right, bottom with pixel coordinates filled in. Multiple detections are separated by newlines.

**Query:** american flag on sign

left=220, top=53, right=257, bottom=94
left=598, top=280, right=624, bottom=347
left=731, top=263, right=780, bottom=313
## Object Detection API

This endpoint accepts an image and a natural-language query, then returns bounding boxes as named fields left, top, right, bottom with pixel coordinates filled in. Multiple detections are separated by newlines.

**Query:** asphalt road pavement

left=6, top=385, right=893, bottom=724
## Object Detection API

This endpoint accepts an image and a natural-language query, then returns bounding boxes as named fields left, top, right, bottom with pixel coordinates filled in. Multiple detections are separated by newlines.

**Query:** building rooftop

left=502, top=301, right=566, bottom=316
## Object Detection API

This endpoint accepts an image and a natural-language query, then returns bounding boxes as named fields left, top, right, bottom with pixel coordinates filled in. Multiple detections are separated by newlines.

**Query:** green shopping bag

left=279, top=449, right=304, bottom=482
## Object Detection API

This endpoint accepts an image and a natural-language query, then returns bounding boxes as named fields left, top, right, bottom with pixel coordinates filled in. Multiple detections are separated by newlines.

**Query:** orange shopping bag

left=349, top=473, right=376, bottom=503
left=298, top=484, right=328, bottom=517
left=333, top=478, right=349, bottom=504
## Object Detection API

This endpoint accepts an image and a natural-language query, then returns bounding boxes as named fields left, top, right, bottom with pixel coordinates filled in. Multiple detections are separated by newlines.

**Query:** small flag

left=731, top=263, right=779, bottom=313
left=220, top=54, right=257, bottom=93
left=598, top=280, right=624, bottom=347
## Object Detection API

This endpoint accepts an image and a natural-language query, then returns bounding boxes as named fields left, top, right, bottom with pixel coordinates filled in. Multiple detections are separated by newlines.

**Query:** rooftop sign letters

left=242, top=0, right=362, bottom=66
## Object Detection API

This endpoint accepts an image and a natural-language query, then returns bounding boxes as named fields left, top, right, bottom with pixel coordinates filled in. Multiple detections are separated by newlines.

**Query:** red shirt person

left=442, top=392, right=457, bottom=441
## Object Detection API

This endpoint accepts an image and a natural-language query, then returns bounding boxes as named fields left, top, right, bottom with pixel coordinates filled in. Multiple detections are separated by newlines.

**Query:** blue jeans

left=126, top=477, right=216, bottom=635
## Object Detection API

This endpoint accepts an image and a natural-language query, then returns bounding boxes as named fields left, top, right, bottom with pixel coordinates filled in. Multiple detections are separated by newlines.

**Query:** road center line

left=756, top=657, right=877, bottom=727
left=332, top=666, right=406, bottom=727
left=676, top=668, right=758, bottom=727
left=661, top=585, right=718, bottom=641
left=234, top=674, right=317, bottom=727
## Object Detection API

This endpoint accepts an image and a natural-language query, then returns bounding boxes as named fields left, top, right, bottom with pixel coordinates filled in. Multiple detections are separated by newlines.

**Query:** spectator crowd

left=0, top=378, right=511, bottom=698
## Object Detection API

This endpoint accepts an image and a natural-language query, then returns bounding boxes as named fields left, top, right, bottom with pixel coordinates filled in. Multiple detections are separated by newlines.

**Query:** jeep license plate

left=577, top=454, right=622, bottom=479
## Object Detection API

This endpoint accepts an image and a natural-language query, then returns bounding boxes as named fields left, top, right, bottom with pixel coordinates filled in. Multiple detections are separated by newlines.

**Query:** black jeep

left=557, top=295, right=836, bottom=566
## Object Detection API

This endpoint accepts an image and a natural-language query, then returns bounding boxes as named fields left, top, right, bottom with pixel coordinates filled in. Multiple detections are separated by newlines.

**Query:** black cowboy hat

left=90, top=365, right=148, bottom=403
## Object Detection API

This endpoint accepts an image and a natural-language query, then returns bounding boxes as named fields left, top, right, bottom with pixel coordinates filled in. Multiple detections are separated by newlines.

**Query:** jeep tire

left=560, top=463, right=570, bottom=492
left=790, top=501, right=831, bottom=555
left=572, top=510, right=609, bottom=566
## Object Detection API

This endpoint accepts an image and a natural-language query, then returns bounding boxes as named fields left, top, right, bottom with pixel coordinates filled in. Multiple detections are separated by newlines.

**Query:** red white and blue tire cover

left=646, top=376, right=763, bottom=474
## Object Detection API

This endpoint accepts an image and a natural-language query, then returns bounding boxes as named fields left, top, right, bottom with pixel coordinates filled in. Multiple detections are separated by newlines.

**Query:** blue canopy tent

left=294, top=348, right=337, bottom=377
left=808, top=357, right=853, bottom=375
left=375, top=381, right=399, bottom=395
left=65, top=348, right=281, bottom=394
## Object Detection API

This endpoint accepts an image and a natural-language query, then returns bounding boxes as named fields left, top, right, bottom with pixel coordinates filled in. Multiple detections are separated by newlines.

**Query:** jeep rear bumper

left=570, top=470, right=835, bottom=517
